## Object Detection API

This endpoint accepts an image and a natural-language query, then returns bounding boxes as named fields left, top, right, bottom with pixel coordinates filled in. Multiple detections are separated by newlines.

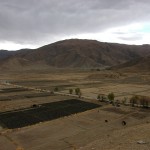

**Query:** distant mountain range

left=0, top=39, right=150, bottom=71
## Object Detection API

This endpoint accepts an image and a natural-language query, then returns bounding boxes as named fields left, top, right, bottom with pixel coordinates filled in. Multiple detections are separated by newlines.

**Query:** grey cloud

left=113, top=32, right=127, bottom=35
left=114, top=31, right=143, bottom=41
left=117, top=31, right=144, bottom=41
left=0, top=0, right=150, bottom=45
left=119, top=35, right=143, bottom=41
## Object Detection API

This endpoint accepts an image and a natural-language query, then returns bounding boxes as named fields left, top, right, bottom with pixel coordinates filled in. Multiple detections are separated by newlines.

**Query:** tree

left=101, top=95, right=105, bottom=101
left=130, top=95, right=138, bottom=107
left=108, top=92, right=115, bottom=102
left=97, top=94, right=101, bottom=101
left=97, top=94, right=105, bottom=101
left=145, top=99, right=149, bottom=108
left=78, top=91, right=82, bottom=98
left=75, top=88, right=80, bottom=95
left=140, top=97, right=149, bottom=108
left=122, top=97, right=127, bottom=105
left=69, top=89, right=73, bottom=94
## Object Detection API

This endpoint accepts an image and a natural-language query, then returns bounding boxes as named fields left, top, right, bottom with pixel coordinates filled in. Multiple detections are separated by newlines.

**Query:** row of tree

left=97, top=92, right=149, bottom=108
left=69, top=88, right=81, bottom=96
left=130, top=95, right=149, bottom=108
left=97, top=92, right=115, bottom=102
left=54, top=87, right=81, bottom=96
left=54, top=86, right=149, bottom=108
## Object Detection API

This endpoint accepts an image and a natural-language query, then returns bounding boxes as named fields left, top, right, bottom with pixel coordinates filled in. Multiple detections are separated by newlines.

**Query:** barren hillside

left=0, top=39, right=150, bottom=70
left=113, top=56, right=150, bottom=72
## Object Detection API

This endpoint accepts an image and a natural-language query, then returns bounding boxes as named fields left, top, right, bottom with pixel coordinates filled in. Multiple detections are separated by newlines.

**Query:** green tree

left=97, top=94, right=101, bottom=101
left=75, top=88, right=80, bottom=95
left=97, top=94, right=105, bottom=102
left=130, top=95, right=138, bottom=107
left=140, top=97, right=149, bottom=108
left=108, top=92, right=115, bottom=102
left=69, top=89, right=73, bottom=94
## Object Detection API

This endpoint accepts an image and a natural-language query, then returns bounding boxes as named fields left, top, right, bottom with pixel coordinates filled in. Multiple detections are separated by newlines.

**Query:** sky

left=0, top=0, right=150, bottom=50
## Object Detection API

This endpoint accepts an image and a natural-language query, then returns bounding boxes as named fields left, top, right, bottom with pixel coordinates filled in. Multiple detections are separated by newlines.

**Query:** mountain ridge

left=0, top=39, right=150, bottom=70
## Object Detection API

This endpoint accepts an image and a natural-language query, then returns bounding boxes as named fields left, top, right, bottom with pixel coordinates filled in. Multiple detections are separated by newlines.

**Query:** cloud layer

left=0, top=0, right=150, bottom=49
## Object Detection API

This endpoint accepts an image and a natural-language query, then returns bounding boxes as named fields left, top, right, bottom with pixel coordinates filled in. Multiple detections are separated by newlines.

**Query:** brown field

left=0, top=69, right=150, bottom=150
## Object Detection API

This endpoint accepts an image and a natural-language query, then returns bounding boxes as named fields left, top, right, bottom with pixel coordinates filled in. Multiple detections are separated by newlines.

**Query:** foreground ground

left=0, top=69, right=150, bottom=150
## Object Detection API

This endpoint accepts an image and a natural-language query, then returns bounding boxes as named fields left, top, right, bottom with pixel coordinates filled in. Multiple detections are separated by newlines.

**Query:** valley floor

left=0, top=70, right=150, bottom=150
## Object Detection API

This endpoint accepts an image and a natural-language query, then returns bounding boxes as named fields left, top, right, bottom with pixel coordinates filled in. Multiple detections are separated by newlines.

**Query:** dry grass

left=0, top=70, right=150, bottom=150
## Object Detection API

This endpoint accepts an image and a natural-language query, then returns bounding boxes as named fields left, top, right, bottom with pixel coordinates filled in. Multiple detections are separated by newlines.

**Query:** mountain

left=0, top=50, right=16, bottom=60
left=113, top=56, right=150, bottom=72
left=0, top=39, right=150, bottom=70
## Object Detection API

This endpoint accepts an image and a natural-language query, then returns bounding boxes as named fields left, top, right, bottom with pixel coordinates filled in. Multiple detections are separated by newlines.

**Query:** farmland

left=0, top=69, right=150, bottom=150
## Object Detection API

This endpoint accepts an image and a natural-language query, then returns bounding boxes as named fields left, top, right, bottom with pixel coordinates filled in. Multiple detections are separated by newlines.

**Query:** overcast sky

left=0, top=0, right=150, bottom=50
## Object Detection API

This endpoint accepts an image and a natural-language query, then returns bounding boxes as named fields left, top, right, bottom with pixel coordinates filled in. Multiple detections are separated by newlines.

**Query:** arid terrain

left=1, top=0, right=150, bottom=148
left=0, top=69, right=149, bottom=150
left=0, top=39, right=150, bottom=150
